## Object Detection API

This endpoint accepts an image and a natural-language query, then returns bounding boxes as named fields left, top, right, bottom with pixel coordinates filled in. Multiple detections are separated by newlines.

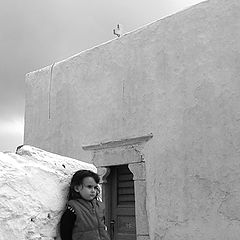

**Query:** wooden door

left=109, top=165, right=136, bottom=240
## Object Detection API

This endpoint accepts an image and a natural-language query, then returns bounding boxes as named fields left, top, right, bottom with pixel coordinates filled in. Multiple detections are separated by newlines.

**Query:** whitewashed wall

left=0, top=146, right=96, bottom=240
left=25, top=0, right=240, bottom=239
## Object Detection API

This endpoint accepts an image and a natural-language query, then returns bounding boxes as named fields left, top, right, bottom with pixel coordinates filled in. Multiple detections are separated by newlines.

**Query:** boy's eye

left=86, top=185, right=99, bottom=190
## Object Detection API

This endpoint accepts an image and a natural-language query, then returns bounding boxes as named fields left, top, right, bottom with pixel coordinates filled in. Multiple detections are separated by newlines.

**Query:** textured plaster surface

left=25, top=0, right=240, bottom=239
left=0, top=146, right=95, bottom=240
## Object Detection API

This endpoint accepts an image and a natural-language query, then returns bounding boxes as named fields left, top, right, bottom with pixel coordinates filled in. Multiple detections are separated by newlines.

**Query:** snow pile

left=0, top=145, right=96, bottom=240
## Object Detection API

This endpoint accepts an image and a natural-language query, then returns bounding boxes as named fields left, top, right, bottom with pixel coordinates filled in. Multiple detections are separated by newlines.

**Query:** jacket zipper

left=91, top=201, right=101, bottom=240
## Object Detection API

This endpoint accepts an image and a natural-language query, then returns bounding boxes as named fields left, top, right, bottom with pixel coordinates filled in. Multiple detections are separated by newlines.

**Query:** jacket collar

left=76, top=198, right=97, bottom=210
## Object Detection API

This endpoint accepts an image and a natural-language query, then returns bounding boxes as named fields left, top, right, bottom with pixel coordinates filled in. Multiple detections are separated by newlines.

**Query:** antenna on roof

left=113, top=24, right=123, bottom=37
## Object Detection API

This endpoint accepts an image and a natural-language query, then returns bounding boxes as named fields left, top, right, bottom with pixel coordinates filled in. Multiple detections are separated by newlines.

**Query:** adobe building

left=24, top=0, right=240, bottom=239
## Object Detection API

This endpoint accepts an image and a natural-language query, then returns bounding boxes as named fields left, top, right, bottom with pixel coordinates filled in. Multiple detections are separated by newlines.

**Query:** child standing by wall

left=60, top=170, right=110, bottom=240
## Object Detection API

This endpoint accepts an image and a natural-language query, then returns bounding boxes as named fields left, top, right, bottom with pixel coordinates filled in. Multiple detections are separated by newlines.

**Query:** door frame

left=82, top=134, right=153, bottom=240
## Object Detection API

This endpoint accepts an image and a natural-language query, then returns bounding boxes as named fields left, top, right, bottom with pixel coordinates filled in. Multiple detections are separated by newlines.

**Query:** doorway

left=82, top=133, right=152, bottom=240
left=108, top=165, right=136, bottom=240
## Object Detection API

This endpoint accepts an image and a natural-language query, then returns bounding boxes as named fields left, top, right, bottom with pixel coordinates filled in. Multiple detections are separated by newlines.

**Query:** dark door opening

left=107, top=165, right=136, bottom=240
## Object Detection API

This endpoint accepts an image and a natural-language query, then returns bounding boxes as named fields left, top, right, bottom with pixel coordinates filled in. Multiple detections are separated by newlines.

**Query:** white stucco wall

left=25, top=0, right=240, bottom=239
left=0, top=146, right=95, bottom=240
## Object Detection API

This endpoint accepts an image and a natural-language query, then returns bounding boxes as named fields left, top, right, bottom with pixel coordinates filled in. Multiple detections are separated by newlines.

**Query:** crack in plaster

left=155, top=216, right=189, bottom=240
left=130, top=145, right=145, bottom=161
left=217, top=192, right=240, bottom=222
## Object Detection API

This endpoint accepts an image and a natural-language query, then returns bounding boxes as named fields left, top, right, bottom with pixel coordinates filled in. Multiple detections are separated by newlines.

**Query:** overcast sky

left=0, top=0, right=204, bottom=152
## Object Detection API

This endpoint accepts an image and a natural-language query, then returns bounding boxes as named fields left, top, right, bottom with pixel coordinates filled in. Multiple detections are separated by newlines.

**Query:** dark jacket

left=68, top=198, right=110, bottom=240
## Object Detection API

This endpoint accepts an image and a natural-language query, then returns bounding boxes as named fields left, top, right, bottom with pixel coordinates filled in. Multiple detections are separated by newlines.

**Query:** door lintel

left=82, top=133, right=153, bottom=152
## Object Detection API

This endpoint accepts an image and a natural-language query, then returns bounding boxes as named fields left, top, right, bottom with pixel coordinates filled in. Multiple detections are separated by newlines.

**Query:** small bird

left=113, top=24, right=123, bottom=37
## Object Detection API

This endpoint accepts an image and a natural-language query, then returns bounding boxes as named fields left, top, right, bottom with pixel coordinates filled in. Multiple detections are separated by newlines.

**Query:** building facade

left=25, top=0, right=240, bottom=239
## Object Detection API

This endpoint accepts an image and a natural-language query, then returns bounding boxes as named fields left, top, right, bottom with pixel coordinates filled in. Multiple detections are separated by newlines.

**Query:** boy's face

left=74, top=177, right=98, bottom=201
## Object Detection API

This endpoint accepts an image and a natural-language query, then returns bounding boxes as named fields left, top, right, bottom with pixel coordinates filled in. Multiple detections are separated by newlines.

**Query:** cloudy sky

left=0, top=0, right=204, bottom=152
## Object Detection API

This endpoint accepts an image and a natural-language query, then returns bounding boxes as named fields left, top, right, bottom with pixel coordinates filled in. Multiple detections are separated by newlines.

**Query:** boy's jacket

left=68, top=198, right=110, bottom=240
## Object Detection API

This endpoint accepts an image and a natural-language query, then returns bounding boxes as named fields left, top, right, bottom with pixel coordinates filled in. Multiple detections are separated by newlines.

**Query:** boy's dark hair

left=68, top=170, right=100, bottom=200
